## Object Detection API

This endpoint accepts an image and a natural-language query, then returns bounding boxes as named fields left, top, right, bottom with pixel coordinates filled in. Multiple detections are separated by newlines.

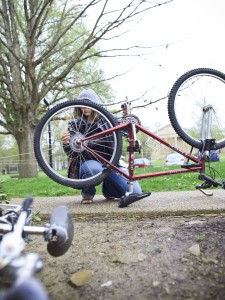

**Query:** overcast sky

left=96, top=0, right=225, bottom=129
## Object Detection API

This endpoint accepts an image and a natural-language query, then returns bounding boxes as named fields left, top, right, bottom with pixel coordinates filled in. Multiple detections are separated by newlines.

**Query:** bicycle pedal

left=118, top=192, right=151, bottom=208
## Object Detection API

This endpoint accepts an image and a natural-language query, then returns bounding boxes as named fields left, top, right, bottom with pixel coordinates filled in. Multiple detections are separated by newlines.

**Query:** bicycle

left=0, top=196, right=74, bottom=300
left=34, top=67, right=225, bottom=207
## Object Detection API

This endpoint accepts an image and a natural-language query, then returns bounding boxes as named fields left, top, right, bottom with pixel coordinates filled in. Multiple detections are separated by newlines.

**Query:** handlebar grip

left=22, top=196, right=33, bottom=212
left=46, top=206, right=74, bottom=257
left=5, top=278, right=48, bottom=300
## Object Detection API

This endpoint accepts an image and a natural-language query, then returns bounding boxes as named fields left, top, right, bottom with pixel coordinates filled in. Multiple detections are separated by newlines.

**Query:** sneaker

left=81, top=199, right=93, bottom=204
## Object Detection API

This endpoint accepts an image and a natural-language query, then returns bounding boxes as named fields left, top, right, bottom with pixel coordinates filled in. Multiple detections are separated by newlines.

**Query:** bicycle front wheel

left=34, top=100, right=122, bottom=188
left=168, top=68, right=225, bottom=149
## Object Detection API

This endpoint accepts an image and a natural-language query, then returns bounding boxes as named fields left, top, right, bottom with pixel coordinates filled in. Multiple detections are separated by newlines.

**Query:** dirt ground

left=23, top=214, right=225, bottom=300
left=1, top=214, right=225, bottom=300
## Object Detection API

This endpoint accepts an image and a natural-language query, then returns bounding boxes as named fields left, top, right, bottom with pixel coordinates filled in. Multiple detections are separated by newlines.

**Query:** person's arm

left=61, top=132, right=72, bottom=156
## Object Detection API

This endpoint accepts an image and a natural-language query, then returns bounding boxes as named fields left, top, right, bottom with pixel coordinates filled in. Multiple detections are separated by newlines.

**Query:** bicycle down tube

left=81, top=121, right=203, bottom=181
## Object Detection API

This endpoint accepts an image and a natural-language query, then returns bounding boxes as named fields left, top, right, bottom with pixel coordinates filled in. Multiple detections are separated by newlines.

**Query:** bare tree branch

left=0, top=0, right=174, bottom=178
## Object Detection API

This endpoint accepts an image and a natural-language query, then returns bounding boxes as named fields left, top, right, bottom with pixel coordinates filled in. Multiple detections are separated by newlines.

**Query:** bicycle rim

left=168, top=68, right=225, bottom=149
left=34, top=100, right=122, bottom=188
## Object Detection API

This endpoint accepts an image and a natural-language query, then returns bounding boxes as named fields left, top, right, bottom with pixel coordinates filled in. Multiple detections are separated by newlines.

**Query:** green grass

left=0, top=173, right=79, bottom=198
left=1, top=155, right=225, bottom=198
left=140, top=155, right=225, bottom=193
left=0, top=171, right=104, bottom=198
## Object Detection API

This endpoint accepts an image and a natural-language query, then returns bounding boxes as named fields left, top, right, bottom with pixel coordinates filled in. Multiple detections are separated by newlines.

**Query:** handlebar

left=0, top=207, right=74, bottom=258
left=0, top=199, right=74, bottom=258
left=0, top=197, right=33, bottom=268
left=4, top=277, right=49, bottom=300
left=0, top=197, right=74, bottom=300
left=22, top=196, right=33, bottom=212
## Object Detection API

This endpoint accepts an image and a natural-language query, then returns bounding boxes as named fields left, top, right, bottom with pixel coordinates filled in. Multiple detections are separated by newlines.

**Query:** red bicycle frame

left=82, top=121, right=204, bottom=182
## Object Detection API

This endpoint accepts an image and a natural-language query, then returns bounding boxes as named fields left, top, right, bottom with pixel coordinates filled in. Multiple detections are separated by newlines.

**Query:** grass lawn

left=1, top=155, right=225, bottom=199
left=0, top=173, right=79, bottom=198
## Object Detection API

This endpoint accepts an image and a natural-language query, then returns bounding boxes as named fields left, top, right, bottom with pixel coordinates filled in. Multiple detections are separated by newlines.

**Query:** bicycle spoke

left=34, top=100, right=122, bottom=188
left=168, top=68, right=225, bottom=149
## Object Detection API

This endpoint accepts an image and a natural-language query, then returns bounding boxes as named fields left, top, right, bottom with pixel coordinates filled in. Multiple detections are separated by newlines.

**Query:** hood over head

left=77, top=88, right=100, bottom=104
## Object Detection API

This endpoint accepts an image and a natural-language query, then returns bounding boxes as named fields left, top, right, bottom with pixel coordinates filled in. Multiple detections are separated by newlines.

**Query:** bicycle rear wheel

left=168, top=68, right=225, bottom=149
left=34, top=100, right=122, bottom=188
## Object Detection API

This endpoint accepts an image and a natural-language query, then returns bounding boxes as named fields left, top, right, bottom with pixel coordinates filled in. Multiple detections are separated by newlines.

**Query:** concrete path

left=10, top=189, right=225, bottom=220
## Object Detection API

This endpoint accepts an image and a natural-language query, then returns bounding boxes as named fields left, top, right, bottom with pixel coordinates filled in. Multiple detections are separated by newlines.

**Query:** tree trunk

left=16, top=128, right=38, bottom=178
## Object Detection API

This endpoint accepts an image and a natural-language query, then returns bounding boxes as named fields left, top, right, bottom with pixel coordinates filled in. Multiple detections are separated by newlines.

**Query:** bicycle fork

left=200, top=105, right=215, bottom=158
left=197, top=105, right=225, bottom=194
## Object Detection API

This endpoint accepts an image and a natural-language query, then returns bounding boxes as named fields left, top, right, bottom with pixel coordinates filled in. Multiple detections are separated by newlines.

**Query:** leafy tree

left=0, top=0, right=173, bottom=178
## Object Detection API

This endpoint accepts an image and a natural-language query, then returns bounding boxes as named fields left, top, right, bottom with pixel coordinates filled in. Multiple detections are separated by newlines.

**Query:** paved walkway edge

left=9, top=189, right=225, bottom=220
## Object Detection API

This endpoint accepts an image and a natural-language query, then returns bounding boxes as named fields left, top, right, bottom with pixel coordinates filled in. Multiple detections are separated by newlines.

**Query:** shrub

left=0, top=179, right=8, bottom=203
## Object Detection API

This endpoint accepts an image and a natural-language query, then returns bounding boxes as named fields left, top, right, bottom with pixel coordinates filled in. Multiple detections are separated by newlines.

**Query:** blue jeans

left=80, top=160, right=142, bottom=200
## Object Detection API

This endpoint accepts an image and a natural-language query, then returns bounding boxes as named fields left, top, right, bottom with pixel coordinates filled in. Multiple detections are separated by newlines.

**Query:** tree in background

left=0, top=0, right=172, bottom=178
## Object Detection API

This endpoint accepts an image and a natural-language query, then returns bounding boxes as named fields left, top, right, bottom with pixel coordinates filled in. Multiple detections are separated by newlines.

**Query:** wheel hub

left=69, top=132, right=88, bottom=152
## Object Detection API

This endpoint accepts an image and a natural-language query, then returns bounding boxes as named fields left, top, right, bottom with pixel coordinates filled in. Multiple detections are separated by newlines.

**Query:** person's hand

left=61, top=132, right=70, bottom=144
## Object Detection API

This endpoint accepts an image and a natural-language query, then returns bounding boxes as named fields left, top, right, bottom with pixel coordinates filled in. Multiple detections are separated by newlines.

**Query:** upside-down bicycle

left=0, top=197, right=74, bottom=300
left=34, top=68, right=225, bottom=207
